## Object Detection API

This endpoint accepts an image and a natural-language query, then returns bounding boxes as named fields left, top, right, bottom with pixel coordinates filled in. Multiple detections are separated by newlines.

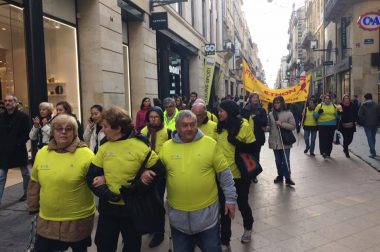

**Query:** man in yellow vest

left=163, top=97, right=179, bottom=131
left=142, top=110, right=236, bottom=251
left=191, top=101, right=217, bottom=140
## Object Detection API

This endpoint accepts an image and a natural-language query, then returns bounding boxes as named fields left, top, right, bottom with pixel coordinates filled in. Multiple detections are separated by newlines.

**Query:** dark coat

left=0, top=109, right=30, bottom=169
left=358, top=100, right=380, bottom=128
left=338, top=102, right=357, bottom=132
left=242, top=103, right=268, bottom=146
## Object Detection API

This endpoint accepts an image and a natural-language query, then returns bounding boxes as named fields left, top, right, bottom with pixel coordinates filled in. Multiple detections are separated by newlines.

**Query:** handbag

left=235, top=151, right=263, bottom=179
left=26, top=215, right=37, bottom=252
left=333, top=130, right=341, bottom=145
left=280, top=128, right=296, bottom=145
left=342, top=122, right=354, bottom=128
left=120, top=151, right=165, bottom=235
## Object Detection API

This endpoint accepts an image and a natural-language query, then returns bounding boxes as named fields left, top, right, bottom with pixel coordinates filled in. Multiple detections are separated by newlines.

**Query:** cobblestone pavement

left=1, top=135, right=380, bottom=251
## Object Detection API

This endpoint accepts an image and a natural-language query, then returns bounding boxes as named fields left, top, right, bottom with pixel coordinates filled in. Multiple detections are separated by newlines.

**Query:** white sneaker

left=221, top=244, right=232, bottom=252
left=241, top=229, right=252, bottom=243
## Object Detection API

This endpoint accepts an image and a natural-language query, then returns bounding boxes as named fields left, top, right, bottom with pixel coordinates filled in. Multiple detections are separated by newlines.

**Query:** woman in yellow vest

left=27, top=114, right=95, bottom=252
left=216, top=100, right=256, bottom=249
left=313, top=94, right=338, bottom=158
left=86, top=106, right=165, bottom=252
left=303, top=99, right=318, bottom=156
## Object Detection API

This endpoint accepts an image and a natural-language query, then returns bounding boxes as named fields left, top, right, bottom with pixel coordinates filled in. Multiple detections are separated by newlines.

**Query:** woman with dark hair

left=242, top=92, right=267, bottom=183
left=313, top=94, right=338, bottom=158
left=135, top=97, right=151, bottom=132
left=153, top=98, right=162, bottom=109
left=268, top=96, right=296, bottom=185
left=302, top=99, right=318, bottom=156
left=175, top=96, right=187, bottom=110
left=216, top=100, right=256, bottom=250
left=338, top=95, right=357, bottom=158
left=83, top=104, right=105, bottom=154
left=86, top=106, right=165, bottom=252
left=55, top=101, right=84, bottom=140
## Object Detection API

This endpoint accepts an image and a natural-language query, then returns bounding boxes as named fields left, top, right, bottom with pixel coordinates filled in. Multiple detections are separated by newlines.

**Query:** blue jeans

left=273, top=149, right=291, bottom=179
left=0, top=166, right=30, bottom=203
left=364, top=126, right=377, bottom=155
left=304, top=129, right=317, bottom=154
left=171, top=224, right=221, bottom=252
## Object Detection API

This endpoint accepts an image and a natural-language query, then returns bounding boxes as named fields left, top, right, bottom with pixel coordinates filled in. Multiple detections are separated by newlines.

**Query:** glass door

left=0, top=4, right=28, bottom=113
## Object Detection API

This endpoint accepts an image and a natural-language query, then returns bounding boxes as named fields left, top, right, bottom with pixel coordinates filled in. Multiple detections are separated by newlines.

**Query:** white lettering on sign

left=169, top=65, right=180, bottom=75
left=357, top=12, right=380, bottom=31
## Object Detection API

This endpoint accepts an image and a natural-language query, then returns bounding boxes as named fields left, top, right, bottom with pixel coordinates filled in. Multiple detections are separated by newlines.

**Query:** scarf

left=48, top=136, right=87, bottom=153
left=147, top=124, right=164, bottom=151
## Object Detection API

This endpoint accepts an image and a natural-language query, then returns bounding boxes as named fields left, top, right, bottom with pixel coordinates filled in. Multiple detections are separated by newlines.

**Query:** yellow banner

left=242, top=59, right=311, bottom=103
left=204, top=55, right=216, bottom=104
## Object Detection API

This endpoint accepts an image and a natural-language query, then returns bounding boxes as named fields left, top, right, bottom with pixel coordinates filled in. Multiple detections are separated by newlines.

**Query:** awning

left=158, top=29, right=198, bottom=55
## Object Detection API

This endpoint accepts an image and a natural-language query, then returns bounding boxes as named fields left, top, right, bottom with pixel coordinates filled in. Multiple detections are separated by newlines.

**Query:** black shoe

left=310, top=153, right=315, bottom=156
left=304, top=147, right=309, bottom=153
left=322, top=153, right=327, bottom=159
left=18, top=193, right=27, bottom=202
left=285, top=178, right=295, bottom=186
left=344, top=151, right=350, bottom=158
left=252, top=177, right=258, bottom=183
left=274, top=176, right=283, bottom=184
left=149, top=233, right=164, bottom=248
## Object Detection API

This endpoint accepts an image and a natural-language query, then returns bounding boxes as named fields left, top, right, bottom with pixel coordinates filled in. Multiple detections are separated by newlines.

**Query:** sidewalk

left=344, top=127, right=380, bottom=172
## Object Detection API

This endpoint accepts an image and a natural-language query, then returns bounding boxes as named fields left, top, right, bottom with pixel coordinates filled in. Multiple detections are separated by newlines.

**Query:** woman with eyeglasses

left=55, top=101, right=84, bottom=140
left=27, top=114, right=96, bottom=252
left=313, top=94, right=338, bottom=158
left=268, top=96, right=296, bottom=185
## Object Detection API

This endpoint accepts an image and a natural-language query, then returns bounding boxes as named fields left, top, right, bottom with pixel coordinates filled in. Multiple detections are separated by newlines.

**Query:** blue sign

left=364, top=39, right=374, bottom=44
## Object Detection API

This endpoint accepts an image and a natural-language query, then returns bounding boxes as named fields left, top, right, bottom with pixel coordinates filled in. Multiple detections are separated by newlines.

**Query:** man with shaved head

left=192, top=102, right=217, bottom=140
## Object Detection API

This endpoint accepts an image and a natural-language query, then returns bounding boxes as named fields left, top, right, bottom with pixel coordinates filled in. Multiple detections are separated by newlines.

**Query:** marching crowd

left=0, top=90, right=379, bottom=252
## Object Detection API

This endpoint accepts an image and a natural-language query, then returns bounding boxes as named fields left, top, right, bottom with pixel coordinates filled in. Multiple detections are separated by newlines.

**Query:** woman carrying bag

left=338, top=95, right=357, bottom=158
left=268, top=96, right=296, bottom=185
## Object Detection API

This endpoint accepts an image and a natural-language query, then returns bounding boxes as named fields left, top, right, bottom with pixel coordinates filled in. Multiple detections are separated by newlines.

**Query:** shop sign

left=357, top=12, right=380, bottom=31
left=204, top=43, right=216, bottom=56
left=341, top=17, right=347, bottom=49
left=323, top=61, right=334, bottom=66
left=335, top=57, right=351, bottom=73
left=150, top=12, right=168, bottom=30
left=364, top=39, right=374, bottom=44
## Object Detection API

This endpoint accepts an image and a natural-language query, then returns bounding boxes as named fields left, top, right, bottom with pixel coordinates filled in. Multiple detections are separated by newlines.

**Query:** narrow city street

left=1, top=133, right=380, bottom=252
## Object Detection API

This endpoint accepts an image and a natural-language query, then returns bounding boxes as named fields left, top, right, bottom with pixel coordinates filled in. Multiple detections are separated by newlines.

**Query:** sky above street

left=243, top=0, right=305, bottom=88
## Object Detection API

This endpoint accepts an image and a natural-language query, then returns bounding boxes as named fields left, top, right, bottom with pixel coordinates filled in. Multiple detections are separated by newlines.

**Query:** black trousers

left=95, top=214, right=141, bottom=252
left=341, top=128, right=354, bottom=152
left=318, top=125, right=336, bottom=155
left=35, top=235, right=91, bottom=252
left=220, top=178, right=253, bottom=246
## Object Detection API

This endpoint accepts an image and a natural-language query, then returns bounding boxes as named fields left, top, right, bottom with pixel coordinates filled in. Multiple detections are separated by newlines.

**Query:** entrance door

left=0, top=4, right=28, bottom=113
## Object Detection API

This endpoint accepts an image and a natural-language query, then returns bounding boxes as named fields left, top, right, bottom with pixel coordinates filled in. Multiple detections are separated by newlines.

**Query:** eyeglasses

left=55, top=127, right=73, bottom=133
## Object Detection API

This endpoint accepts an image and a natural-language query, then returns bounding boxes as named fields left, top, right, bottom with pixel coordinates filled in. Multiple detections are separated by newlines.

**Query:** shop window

left=0, top=4, right=28, bottom=113
left=44, top=17, right=80, bottom=118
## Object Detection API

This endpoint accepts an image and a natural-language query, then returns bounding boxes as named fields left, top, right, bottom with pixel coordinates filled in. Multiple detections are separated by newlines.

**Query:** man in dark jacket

left=358, top=93, right=380, bottom=158
left=242, top=92, right=268, bottom=183
left=0, top=95, right=30, bottom=204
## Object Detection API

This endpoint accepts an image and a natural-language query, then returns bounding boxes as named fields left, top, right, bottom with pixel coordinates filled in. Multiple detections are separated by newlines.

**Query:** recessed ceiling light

left=1, top=27, right=6, bottom=31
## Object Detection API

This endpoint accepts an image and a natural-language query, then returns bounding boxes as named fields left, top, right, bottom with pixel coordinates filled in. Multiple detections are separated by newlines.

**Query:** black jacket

left=338, top=102, right=357, bottom=132
left=242, top=103, right=268, bottom=146
left=0, top=109, right=30, bottom=169
left=358, top=100, right=380, bottom=128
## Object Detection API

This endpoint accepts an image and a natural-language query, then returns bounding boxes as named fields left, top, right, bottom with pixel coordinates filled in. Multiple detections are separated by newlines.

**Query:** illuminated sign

left=357, top=12, right=380, bottom=31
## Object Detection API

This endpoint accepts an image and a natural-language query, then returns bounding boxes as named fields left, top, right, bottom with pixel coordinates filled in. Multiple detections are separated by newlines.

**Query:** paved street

left=1, top=135, right=380, bottom=252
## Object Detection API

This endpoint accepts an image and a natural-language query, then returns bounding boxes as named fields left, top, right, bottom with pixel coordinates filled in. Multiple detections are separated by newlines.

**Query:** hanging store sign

left=341, top=17, right=347, bottom=49
left=204, top=43, right=216, bottom=56
left=204, top=56, right=216, bottom=104
left=357, top=12, right=380, bottom=31
left=150, top=12, right=168, bottom=30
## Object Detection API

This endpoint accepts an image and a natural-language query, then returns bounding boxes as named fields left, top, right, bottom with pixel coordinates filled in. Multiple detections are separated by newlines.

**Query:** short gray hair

left=175, top=110, right=197, bottom=125
left=163, top=97, right=175, bottom=107
left=39, top=102, right=54, bottom=114
left=191, top=102, right=207, bottom=112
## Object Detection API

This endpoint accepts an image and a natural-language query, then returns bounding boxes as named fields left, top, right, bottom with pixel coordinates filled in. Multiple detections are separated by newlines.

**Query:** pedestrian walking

left=338, top=95, right=357, bottom=158
left=268, top=96, right=296, bottom=185
left=191, top=100, right=217, bottom=140
left=86, top=106, right=165, bottom=252
left=358, top=93, right=380, bottom=158
left=216, top=100, right=255, bottom=249
left=0, top=94, right=30, bottom=204
left=29, top=102, right=53, bottom=149
left=83, top=104, right=105, bottom=154
left=55, top=101, right=84, bottom=140
left=163, top=97, right=180, bottom=131
left=135, top=97, right=151, bottom=132
left=242, top=92, right=268, bottom=183
left=140, top=106, right=170, bottom=248
left=27, top=114, right=96, bottom=252
left=156, top=110, right=236, bottom=252
left=313, top=94, right=338, bottom=158
left=302, top=99, right=317, bottom=156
